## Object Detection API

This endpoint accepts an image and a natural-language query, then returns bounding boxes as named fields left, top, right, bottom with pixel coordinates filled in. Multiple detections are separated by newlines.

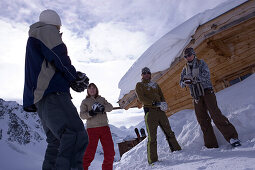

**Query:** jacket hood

left=29, top=22, right=56, bottom=37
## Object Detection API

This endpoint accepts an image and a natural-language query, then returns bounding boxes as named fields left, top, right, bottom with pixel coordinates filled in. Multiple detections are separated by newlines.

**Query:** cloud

left=1, top=0, right=229, bottom=41
left=78, top=22, right=149, bottom=63
left=0, top=20, right=28, bottom=101
left=0, top=0, right=230, bottom=127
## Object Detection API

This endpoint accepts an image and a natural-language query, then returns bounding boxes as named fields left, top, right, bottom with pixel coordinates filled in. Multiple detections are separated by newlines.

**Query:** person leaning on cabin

left=135, top=67, right=181, bottom=165
left=180, top=47, right=241, bottom=148
left=22, top=9, right=90, bottom=170
left=80, top=83, right=115, bottom=170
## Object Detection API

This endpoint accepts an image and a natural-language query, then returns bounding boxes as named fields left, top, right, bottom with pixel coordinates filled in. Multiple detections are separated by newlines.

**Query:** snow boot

left=168, top=136, right=182, bottom=152
left=230, top=138, right=241, bottom=147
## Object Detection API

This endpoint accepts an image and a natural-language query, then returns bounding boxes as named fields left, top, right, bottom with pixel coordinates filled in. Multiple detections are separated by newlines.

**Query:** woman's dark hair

left=87, top=83, right=99, bottom=98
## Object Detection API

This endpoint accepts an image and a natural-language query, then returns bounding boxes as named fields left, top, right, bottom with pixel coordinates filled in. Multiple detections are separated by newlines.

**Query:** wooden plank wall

left=118, top=1, right=255, bottom=117
left=159, top=15, right=255, bottom=116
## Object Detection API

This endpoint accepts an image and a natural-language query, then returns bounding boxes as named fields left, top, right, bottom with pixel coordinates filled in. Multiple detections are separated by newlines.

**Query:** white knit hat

left=39, top=9, right=61, bottom=26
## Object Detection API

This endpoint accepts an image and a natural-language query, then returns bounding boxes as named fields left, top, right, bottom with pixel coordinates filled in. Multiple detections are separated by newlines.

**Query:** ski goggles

left=184, top=53, right=193, bottom=58
left=142, top=71, right=151, bottom=75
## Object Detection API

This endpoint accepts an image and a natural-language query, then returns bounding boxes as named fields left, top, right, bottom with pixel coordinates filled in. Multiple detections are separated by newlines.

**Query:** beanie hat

left=184, top=47, right=196, bottom=57
left=141, top=67, right=151, bottom=74
left=39, top=9, right=61, bottom=26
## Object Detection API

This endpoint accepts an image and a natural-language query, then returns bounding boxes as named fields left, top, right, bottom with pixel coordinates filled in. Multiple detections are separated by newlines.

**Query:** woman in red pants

left=80, top=83, right=115, bottom=170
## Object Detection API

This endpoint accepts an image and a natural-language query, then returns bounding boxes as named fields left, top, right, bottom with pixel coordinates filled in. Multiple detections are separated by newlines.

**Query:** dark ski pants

left=144, top=107, right=181, bottom=164
left=36, top=92, right=88, bottom=170
left=194, top=89, right=238, bottom=148
left=83, top=126, right=115, bottom=170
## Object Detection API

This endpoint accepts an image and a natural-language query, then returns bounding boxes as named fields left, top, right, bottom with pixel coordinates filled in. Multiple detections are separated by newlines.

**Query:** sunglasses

left=142, top=72, right=151, bottom=75
left=184, top=53, right=193, bottom=58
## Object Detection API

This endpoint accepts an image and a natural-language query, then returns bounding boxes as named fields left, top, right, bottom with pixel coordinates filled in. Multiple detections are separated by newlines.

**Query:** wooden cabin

left=118, top=0, right=255, bottom=116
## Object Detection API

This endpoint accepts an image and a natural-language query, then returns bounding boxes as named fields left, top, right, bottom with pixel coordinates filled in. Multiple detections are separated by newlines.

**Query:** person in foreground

left=180, top=47, right=241, bottom=148
left=23, top=9, right=89, bottom=170
left=80, top=83, right=115, bottom=170
left=135, top=67, right=182, bottom=165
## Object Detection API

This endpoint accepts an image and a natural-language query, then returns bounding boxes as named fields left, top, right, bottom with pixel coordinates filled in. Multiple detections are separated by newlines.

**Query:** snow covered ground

left=0, top=73, right=254, bottom=170
left=114, top=74, right=255, bottom=170
left=0, top=99, right=137, bottom=170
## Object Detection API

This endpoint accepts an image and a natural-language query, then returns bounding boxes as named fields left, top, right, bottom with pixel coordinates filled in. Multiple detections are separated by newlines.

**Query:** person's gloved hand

left=71, top=71, right=89, bottom=92
left=159, top=102, right=168, bottom=112
left=182, top=75, right=193, bottom=86
left=183, top=78, right=193, bottom=85
left=92, top=102, right=105, bottom=113
left=152, top=101, right=168, bottom=112
left=23, top=104, right=37, bottom=112
left=89, top=110, right=97, bottom=117
left=100, top=106, right=105, bottom=113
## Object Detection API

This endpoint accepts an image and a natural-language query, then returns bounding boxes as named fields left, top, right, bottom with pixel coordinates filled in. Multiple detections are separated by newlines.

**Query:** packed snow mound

left=118, top=0, right=248, bottom=99
left=114, top=74, right=255, bottom=170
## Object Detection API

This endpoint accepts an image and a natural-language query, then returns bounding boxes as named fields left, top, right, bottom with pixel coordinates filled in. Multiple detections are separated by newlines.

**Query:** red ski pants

left=83, top=126, right=115, bottom=170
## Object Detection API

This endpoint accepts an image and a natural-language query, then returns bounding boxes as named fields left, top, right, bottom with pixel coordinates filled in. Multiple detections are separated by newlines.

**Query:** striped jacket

left=23, top=22, right=78, bottom=109
left=180, top=58, right=213, bottom=89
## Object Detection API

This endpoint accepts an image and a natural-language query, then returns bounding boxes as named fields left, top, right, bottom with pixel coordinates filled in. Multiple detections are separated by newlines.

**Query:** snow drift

left=114, top=74, right=255, bottom=170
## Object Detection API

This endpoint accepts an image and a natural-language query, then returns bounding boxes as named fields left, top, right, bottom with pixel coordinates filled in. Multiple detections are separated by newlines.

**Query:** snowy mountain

left=0, top=99, right=44, bottom=145
left=0, top=99, right=46, bottom=170
left=114, top=74, right=255, bottom=170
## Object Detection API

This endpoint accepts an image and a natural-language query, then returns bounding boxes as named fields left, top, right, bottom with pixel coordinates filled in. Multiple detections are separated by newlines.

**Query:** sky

left=0, top=0, right=230, bottom=127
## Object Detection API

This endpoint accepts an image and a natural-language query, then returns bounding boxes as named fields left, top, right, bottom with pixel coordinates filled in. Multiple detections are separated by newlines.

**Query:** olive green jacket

left=135, top=79, right=165, bottom=108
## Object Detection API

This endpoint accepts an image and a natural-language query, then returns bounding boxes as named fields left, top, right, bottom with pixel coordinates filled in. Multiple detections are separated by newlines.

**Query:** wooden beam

left=205, top=11, right=255, bottom=39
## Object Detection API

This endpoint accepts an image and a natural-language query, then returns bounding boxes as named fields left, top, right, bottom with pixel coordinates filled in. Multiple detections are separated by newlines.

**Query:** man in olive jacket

left=135, top=67, right=181, bottom=164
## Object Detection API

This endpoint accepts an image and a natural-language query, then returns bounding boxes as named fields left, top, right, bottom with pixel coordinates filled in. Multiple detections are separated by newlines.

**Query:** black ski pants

left=36, top=92, right=88, bottom=170
left=194, top=89, right=238, bottom=148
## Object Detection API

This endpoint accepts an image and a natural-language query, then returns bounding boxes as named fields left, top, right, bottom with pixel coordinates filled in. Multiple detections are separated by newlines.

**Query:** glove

left=159, top=102, right=168, bottom=112
left=92, top=102, right=105, bottom=113
left=71, top=71, right=89, bottom=92
left=183, top=78, right=193, bottom=85
left=23, top=104, right=37, bottom=112
left=152, top=102, right=168, bottom=112
left=89, top=110, right=97, bottom=117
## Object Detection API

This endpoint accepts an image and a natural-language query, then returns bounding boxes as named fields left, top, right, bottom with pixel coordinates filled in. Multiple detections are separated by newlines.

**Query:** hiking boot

left=230, top=138, right=241, bottom=147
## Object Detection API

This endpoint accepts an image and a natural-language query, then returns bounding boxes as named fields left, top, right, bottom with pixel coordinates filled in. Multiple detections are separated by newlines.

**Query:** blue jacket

left=23, top=22, right=78, bottom=109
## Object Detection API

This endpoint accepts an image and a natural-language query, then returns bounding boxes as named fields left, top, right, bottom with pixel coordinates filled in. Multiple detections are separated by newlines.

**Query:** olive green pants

left=144, top=107, right=181, bottom=164
left=194, top=89, right=238, bottom=148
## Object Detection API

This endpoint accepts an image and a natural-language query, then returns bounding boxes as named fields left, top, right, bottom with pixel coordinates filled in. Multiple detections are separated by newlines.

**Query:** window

left=229, top=78, right=240, bottom=86
left=240, top=73, right=251, bottom=80
left=229, top=73, right=252, bottom=86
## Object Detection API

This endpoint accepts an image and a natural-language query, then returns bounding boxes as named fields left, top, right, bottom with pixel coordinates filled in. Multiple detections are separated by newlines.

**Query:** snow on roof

left=118, top=0, right=247, bottom=100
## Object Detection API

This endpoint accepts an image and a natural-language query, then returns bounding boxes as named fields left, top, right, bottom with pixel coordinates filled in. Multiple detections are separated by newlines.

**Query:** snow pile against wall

left=114, top=74, right=255, bottom=170
left=118, top=0, right=248, bottom=99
